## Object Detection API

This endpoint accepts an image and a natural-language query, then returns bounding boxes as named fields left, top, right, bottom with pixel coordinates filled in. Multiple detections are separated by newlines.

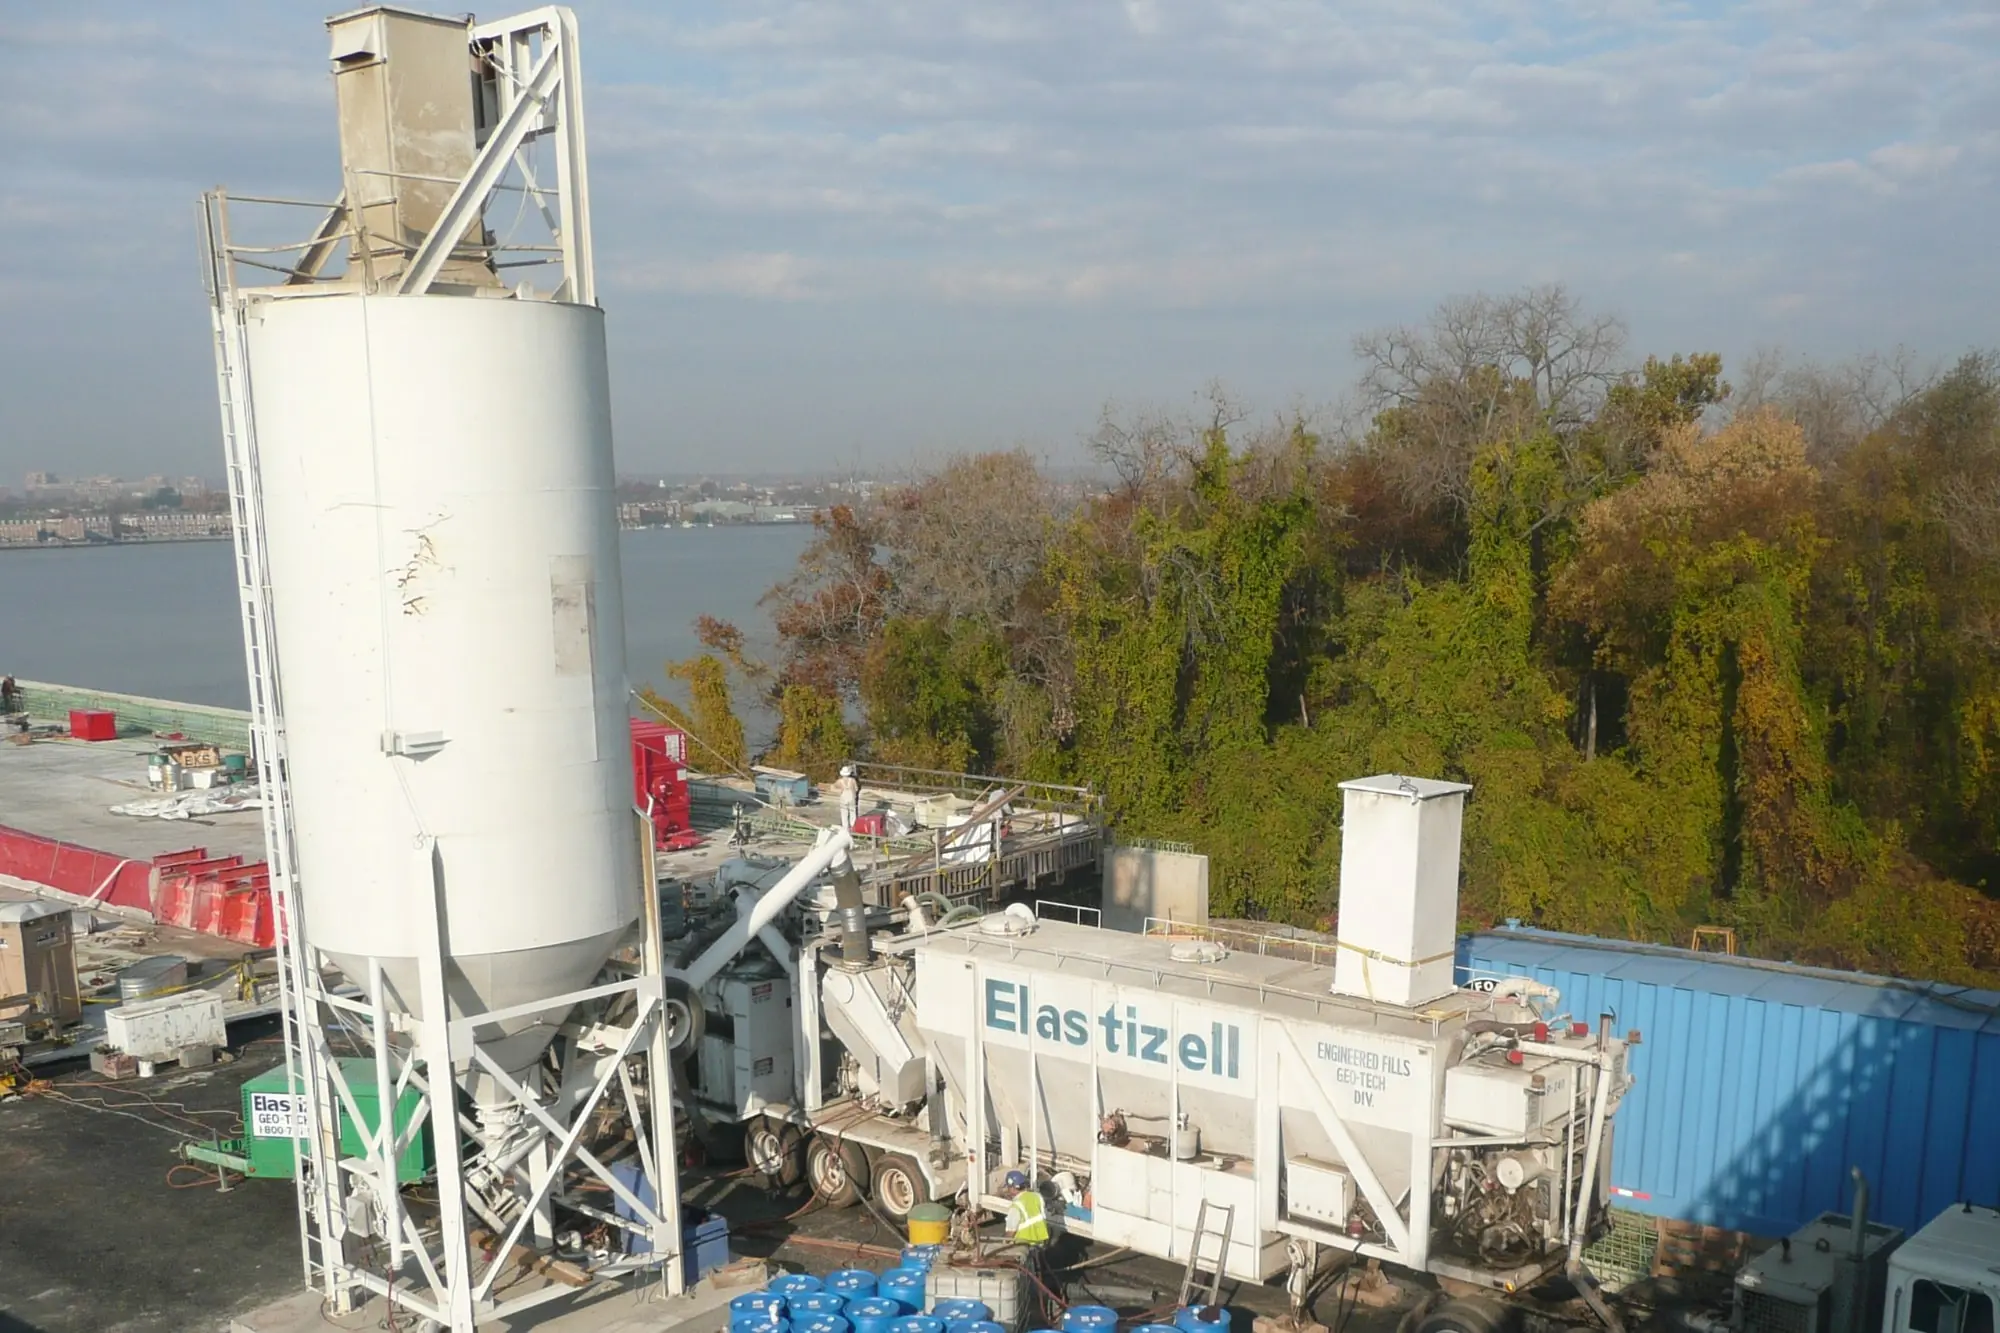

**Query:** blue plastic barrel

left=1177, top=1307, right=1232, bottom=1333
left=828, top=1271, right=879, bottom=1300
left=732, top=1320, right=791, bottom=1333
left=878, top=1268, right=928, bottom=1313
left=795, top=1294, right=848, bottom=1318
left=734, top=1294, right=788, bottom=1323
left=900, top=1245, right=943, bottom=1270
left=850, top=1297, right=905, bottom=1333
left=1137, top=1325, right=1183, bottom=1333
left=797, top=1317, right=851, bottom=1333
left=952, top=1321, right=1007, bottom=1333
left=1065, top=1307, right=1120, bottom=1333
left=771, top=1274, right=826, bottom=1303
left=888, top=1318, right=946, bottom=1333
left=932, top=1301, right=990, bottom=1324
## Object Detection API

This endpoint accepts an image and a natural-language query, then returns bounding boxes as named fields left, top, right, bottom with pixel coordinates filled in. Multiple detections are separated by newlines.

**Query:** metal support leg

left=414, top=839, right=477, bottom=1331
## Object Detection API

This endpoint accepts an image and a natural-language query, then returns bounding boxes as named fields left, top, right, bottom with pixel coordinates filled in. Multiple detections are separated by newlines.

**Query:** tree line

left=646, top=286, right=2000, bottom=986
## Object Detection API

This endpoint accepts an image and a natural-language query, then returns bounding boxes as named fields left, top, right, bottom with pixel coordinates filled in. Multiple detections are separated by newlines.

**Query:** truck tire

left=1418, top=1296, right=1517, bottom=1333
left=806, top=1134, right=869, bottom=1208
left=869, top=1153, right=931, bottom=1223
left=744, top=1117, right=804, bottom=1189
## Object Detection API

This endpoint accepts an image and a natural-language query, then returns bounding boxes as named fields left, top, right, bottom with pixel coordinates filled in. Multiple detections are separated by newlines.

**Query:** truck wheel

left=869, top=1153, right=931, bottom=1223
left=806, top=1135, right=868, bottom=1207
left=744, top=1117, right=804, bottom=1189
left=1418, top=1297, right=1516, bottom=1333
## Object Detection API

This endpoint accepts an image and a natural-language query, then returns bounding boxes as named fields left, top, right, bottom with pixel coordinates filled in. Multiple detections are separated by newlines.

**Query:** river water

left=0, top=526, right=811, bottom=739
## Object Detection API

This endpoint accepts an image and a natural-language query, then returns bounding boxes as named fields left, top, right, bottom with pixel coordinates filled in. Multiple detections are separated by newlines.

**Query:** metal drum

left=116, top=955, right=189, bottom=1000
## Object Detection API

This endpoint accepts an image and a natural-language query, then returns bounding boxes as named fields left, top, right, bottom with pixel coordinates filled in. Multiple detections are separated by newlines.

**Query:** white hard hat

left=840, top=765, right=855, bottom=777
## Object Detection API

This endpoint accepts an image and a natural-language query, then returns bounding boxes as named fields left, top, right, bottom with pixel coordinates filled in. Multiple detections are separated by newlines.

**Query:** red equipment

left=630, top=719, right=700, bottom=851
left=69, top=709, right=117, bottom=741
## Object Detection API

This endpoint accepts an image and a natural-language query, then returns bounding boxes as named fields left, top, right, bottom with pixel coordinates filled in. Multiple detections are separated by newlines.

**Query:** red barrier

left=150, top=849, right=274, bottom=948
left=0, top=824, right=154, bottom=915
left=0, top=824, right=274, bottom=948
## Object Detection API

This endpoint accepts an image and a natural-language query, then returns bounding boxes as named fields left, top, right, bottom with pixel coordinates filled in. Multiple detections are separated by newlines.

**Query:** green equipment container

left=208, top=1057, right=431, bottom=1182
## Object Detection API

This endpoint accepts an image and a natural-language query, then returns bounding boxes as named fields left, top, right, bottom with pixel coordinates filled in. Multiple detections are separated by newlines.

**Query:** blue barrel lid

left=932, top=1300, right=990, bottom=1320
left=797, top=1318, right=850, bottom=1333
left=828, top=1270, right=880, bottom=1293
left=952, top=1322, right=1007, bottom=1333
left=734, top=1294, right=787, bottom=1315
left=851, top=1298, right=906, bottom=1318
left=1137, top=1325, right=1183, bottom=1333
left=1176, top=1308, right=1232, bottom=1333
left=889, top=1319, right=946, bottom=1333
left=879, top=1268, right=927, bottom=1288
left=771, top=1274, right=826, bottom=1297
left=1064, top=1307, right=1120, bottom=1332
left=795, top=1294, right=848, bottom=1315
left=732, top=1320, right=791, bottom=1333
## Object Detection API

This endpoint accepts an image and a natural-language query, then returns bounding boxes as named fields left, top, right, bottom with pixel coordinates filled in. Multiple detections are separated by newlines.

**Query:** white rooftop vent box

left=1332, top=774, right=1471, bottom=1009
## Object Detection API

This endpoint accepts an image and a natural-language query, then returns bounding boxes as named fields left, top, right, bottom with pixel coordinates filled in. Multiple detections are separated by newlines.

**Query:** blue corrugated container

left=753, top=767, right=813, bottom=804
left=1459, top=928, right=2000, bottom=1239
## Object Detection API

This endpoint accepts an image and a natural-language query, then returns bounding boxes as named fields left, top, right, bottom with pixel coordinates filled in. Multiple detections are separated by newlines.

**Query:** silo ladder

left=1179, top=1199, right=1235, bottom=1309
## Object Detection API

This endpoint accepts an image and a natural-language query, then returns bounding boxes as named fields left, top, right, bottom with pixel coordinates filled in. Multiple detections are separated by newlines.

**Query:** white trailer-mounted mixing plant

left=668, top=776, right=1638, bottom=1318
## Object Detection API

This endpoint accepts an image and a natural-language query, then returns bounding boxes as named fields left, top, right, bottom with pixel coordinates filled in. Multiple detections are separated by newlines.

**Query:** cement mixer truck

left=664, top=776, right=1640, bottom=1324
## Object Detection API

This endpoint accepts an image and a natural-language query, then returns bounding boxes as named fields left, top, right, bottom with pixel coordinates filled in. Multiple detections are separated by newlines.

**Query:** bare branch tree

left=874, top=449, right=1063, bottom=629
left=1726, top=349, right=1935, bottom=462
left=1353, top=284, right=1627, bottom=514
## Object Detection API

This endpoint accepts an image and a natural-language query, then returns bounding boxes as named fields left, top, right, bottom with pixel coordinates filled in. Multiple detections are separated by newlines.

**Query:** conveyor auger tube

left=673, top=827, right=857, bottom=990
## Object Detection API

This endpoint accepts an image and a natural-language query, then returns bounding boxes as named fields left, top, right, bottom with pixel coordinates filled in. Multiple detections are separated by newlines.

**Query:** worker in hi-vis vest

left=1003, top=1169, right=1059, bottom=1316
left=1002, top=1168, right=1050, bottom=1243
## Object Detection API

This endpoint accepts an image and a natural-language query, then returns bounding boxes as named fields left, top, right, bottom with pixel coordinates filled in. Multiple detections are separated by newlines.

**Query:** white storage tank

left=223, top=7, right=641, bottom=1083
left=245, top=291, right=638, bottom=1077
left=1333, top=775, right=1470, bottom=1007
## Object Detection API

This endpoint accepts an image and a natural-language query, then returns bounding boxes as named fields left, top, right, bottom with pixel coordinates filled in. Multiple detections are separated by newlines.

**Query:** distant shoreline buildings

left=0, top=469, right=841, bottom=549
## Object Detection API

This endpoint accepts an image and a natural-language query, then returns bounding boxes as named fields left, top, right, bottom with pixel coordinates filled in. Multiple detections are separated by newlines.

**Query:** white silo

left=240, top=5, right=638, bottom=1086
left=203, top=8, right=684, bottom=1324
left=246, top=293, right=637, bottom=1080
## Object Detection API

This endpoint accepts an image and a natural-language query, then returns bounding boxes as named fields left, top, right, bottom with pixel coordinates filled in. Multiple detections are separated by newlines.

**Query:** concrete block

left=89, top=1048, right=139, bottom=1080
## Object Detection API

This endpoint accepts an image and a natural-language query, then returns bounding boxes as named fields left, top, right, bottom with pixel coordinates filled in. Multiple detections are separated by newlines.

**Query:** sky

left=1, top=1, right=1995, bottom=482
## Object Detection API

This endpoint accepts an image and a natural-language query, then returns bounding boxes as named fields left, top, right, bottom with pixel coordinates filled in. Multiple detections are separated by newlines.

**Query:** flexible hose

left=938, top=905, right=983, bottom=928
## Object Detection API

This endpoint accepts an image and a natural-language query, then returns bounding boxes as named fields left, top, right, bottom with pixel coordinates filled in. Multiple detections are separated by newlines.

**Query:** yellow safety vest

left=1009, top=1189, right=1050, bottom=1244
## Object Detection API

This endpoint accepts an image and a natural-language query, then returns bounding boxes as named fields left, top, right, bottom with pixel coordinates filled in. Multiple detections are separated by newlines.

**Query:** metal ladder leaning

left=199, top=191, right=349, bottom=1305
left=1179, top=1198, right=1235, bottom=1309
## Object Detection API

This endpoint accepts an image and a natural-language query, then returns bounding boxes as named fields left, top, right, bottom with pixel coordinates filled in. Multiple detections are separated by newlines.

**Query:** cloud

left=3, top=0, right=1998, bottom=477
left=614, top=251, right=823, bottom=300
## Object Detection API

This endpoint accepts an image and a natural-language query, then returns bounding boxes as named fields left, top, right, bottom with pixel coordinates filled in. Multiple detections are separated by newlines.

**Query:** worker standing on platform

left=0, top=676, right=18, bottom=714
left=835, top=764, right=860, bottom=831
